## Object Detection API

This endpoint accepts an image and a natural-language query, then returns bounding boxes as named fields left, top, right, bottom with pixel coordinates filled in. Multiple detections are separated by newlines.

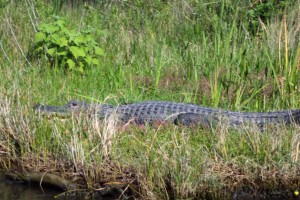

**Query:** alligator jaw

left=34, top=104, right=73, bottom=119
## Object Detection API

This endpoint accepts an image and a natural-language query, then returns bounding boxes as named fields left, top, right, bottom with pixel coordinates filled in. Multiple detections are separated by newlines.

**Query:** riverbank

left=0, top=0, right=299, bottom=199
left=0, top=97, right=299, bottom=199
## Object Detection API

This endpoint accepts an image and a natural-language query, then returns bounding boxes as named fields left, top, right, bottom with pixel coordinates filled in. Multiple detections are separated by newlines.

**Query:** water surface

left=0, top=172, right=117, bottom=200
left=0, top=172, right=62, bottom=200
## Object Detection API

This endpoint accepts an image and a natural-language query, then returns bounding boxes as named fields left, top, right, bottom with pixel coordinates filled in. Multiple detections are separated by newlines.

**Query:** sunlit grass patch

left=0, top=0, right=299, bottom=198
left=0, top=93, right=300, bottom=198
left=111, top=119, right=299, bottom=198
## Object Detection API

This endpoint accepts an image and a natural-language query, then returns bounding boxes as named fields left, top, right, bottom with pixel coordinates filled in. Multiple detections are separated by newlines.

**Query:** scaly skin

left=34, top=100, right=300, bottom=128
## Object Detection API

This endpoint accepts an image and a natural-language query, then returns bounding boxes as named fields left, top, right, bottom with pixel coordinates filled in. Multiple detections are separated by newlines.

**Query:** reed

left=0, top=0, right=299, bottom=198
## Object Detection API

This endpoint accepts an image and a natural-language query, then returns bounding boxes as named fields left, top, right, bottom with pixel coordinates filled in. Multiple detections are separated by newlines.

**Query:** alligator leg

left=174, top=113, right=214, bottom=128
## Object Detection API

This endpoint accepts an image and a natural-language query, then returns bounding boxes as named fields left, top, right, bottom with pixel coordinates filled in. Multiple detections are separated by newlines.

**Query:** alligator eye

left=71, top=102, right=78, bottom=107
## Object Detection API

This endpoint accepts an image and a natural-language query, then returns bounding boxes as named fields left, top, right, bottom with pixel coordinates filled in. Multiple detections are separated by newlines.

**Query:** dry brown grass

left=0, top=95, right=299, bottom=199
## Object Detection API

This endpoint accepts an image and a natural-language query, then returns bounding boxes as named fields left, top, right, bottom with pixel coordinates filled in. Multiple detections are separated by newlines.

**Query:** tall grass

left=1, top=1, right=299, bottom=107
left=0, top=95, right=299, bottom=198
left=0, top=0, right=299, bottom=198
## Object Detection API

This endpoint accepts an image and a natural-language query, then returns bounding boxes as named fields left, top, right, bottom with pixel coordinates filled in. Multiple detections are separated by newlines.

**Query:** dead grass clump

left=0, top=96, right=299, bottom=199
left=0, top=97, right=140, bottom=197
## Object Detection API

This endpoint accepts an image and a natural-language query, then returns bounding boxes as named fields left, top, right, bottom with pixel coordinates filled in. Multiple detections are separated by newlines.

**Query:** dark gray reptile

left=34, top=100, right=300, bottom=129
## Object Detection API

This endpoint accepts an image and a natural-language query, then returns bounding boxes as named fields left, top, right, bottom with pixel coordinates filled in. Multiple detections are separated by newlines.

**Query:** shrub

left=247, top=0, right=290, bottom=33
left=33, top=17, right=104, bottom=72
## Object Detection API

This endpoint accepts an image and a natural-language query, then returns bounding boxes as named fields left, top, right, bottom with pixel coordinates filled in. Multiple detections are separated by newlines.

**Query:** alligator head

left=34, top=100, right=91, bottom=118
left=34, top=100, right=115, bottom=119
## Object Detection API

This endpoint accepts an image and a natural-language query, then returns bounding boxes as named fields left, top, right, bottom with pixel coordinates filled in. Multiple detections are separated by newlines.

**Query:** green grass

left=0, top=0, right=299, bottom=199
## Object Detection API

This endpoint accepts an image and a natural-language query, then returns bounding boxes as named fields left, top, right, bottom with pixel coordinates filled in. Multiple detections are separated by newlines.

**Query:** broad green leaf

left=34, top=32, right=46, bottom=43
left=34, top=46, right=44, bottom=52
left=78, top=62, right=84, bottom=73
left=38, top=24, right=47, bottom=32
left=55, top=19, right=66, bottom=28
left=51, top=33, right=60, bottom=44
left=45, top=24, right=60, bottom=34
left=89, top=41, right=98, bottom=49
left=57, top=50, right=67, bottom=56
left=85, top=34, right=94, bottom=41
left=74, top=35, right=85, bottom=45
left=92, top=58, right=100, bottom=66
left=84, top=47, right=91, bottom=53
left=61, top=27, right=70, bottom=35
left=70, top=46, right=86, bottom=59
left=67, top=59, right=75, bottom=69
left=94, top=47, right=104, bottom=56
left=85, top=56, right=93, bottom=65
left=47, top=48, right=56, bottom=56
left=59, top=37, right=69, bottom=47
left=68, top=31, right=79, bottom=42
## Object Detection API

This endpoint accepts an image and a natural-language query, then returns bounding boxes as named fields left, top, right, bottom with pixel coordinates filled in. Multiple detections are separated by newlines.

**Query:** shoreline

left=2, top=164, right=299, bottom=199
left=0, top=1, right=299, bottom=199
left=1, top=111, right=299, bottom=199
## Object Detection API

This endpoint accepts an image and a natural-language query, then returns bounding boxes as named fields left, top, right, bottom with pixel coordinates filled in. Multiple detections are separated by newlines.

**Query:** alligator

left=34, top=100, right=300, bottom=129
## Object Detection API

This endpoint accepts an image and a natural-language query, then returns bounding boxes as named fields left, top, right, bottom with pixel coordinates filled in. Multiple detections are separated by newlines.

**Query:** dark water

left=0, top=172, right=118, bottom=200
left=1, top=172, right=298, bottom=200
left=0, top=172, right=62, bottom=200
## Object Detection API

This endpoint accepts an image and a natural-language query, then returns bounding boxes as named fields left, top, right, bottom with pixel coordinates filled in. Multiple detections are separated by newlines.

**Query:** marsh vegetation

left=0, top=0, right=299, bottom=199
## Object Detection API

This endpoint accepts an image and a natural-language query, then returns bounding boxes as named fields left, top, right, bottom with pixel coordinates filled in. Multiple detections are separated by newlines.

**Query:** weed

left=0, top=0, right=299, bottom=199
left=32, top=16, right=104, bottom=72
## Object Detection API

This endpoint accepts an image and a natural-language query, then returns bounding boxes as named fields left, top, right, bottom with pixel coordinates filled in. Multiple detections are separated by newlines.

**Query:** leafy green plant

left=33, top=17, right=104, bottom=72
left=247, top=0, right=290, bottom=34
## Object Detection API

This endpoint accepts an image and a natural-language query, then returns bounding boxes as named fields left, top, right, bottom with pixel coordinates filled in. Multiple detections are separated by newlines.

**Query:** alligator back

left=35, top=100, right=300, bottom=128
left=107, top=101, right=300, bottom=127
